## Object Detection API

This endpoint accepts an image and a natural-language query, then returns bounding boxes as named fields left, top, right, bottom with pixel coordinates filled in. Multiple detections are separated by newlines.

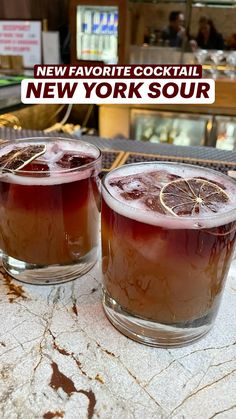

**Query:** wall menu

left=0, top=20, right=42, bottom=68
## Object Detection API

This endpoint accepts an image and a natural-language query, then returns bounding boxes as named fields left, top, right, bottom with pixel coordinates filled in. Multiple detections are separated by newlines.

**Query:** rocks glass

left=101, top=162, right=236, bottom=347
left=0, top=137, right=101, bottom=284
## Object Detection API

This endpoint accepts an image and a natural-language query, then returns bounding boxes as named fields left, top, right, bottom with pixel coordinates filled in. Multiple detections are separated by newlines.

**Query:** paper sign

left=0, top=20, right=42, bottom=68
left=42, top=31, right=60, bottom=65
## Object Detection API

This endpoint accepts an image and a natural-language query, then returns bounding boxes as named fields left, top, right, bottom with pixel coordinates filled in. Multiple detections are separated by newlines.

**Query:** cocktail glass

left=101, top=162, right=236, bottom=347
left=0, top=137, right=101, bottom=284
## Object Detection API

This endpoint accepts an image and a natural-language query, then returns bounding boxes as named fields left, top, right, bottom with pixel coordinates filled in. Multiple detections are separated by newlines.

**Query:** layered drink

left=102, top=162, right=236, bottom=346
left=0, top=137, right=101, bottom=284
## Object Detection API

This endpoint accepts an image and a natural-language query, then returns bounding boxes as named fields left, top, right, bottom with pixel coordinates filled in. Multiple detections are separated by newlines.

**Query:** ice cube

left=110, top=176, right=145, bottom=191
left=57, top=153, right=95, bottom=169
left=21, top=162, right=50, bottom=176
left=143, top=194, right=165, bottom=214
left=121, top=190, right=145, bottom=200
left=109, top=171, right=181, bottom=211
left=147, top=171, right=180, bottom=188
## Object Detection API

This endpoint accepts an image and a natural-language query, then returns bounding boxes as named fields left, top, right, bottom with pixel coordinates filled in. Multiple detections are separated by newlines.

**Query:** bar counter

left=0, top=129, right=236, bottom=418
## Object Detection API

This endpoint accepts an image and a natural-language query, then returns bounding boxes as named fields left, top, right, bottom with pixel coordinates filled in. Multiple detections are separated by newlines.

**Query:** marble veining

left=0, top=258, right=236, bottom=419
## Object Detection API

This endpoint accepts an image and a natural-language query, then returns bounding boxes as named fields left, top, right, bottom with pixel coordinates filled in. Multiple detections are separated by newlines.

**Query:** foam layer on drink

left=0, top=139, right=100, bottom=185
left=103, top=162, right=236, bottom=229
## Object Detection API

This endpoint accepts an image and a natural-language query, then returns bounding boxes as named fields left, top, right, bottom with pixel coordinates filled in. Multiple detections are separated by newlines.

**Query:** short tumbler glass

left=0, top=137, right=101, bottom=284
left=101, top=162, right=236, bottom=347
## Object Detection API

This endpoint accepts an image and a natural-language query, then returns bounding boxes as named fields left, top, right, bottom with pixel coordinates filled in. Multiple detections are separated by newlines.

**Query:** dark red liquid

left=0, top=165, right=100, bottom=265
left=102, top=198, right=236, bottom=324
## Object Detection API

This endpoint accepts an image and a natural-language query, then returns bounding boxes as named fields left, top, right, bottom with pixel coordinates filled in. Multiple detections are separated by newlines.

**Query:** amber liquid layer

left=0, top=177, right=100, bottom=266
left=102, top=199, right=236, bottom=324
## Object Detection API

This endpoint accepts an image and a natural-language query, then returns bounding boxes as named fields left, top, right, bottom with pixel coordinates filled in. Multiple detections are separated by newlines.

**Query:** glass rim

left=0, top=137, right=102, bottom=175
left=102, top=161, right=236, bottom=226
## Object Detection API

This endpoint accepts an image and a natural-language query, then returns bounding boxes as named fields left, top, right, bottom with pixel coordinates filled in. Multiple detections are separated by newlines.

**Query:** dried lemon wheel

left=0, top=144, right=46, bottom=172
left=159, top=177, right=230, bottom=217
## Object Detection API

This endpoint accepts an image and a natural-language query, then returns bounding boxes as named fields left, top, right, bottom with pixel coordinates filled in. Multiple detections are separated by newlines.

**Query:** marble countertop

left=0, top=257, right=236, bottom=419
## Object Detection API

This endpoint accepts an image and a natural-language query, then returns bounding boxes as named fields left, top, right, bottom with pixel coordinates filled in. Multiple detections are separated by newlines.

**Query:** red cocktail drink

left=102, top=163, right=236, bottom=346
left=0, top=137, right=101, bottom=284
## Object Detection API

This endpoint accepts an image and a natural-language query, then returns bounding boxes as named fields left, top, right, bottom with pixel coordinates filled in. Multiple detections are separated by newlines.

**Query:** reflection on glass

left=132, top=111, right=207, bottom=146
left=210, top=50, right=225, bottom=79
left=194, top=49, right=208, bottom=76
left=194, top=49, right=208, bottom=64
left=225, top=52, right=236, bottom=79
left=216, top=118, right=236, bottom=151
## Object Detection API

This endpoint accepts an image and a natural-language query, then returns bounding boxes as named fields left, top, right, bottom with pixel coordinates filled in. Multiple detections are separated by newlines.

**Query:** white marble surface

left=0, top=257, right=236, bottom=419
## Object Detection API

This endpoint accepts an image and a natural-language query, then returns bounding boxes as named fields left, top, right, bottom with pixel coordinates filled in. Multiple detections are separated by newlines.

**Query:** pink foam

left=103, top=162, right=236, bottom=229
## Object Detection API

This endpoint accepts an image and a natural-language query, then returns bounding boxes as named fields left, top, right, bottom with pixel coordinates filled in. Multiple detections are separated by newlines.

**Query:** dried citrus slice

left=0, top=144, right=46, bottom=172
left=159, top=177, right=230, bottom=217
